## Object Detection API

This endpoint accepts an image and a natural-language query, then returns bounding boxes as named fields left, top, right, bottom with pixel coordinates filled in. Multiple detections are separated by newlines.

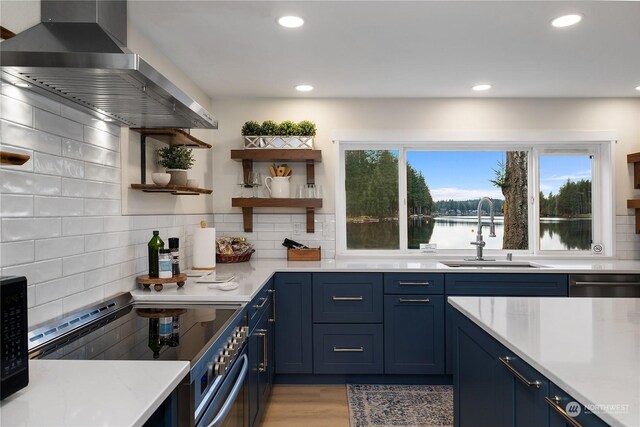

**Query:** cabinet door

left=313, top=324, right=383, bottom=374
left=313, top=273, right=383, bottom=323
left=248, top=322, right=260, bottom=427
left=445, top=273, right=568, bottom=375
left=547, top=384, right=610, bottom=427
left=384, top=295, right=445, bottom=374
left=274, top=273, right=313, bottom=374
left=256, top=304, right=272, bottom=423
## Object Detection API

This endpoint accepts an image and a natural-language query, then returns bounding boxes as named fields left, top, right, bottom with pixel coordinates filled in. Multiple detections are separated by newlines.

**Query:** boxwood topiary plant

left=241, top=120, right=262, bottom=136
left=297, top=120, right=316, bottom=136
left=277, top=120, right=300, bottom=136
left=260, top=120, right=279, bottom=136
left=157, top=144, right=195, bottom=170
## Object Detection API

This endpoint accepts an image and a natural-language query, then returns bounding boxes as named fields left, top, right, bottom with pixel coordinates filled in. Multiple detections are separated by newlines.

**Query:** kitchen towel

left=193, top=227, right=216, bottom=270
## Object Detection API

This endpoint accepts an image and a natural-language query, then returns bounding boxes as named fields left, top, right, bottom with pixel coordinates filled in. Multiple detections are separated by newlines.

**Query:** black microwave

left=1, top=276, right=29, bottom=400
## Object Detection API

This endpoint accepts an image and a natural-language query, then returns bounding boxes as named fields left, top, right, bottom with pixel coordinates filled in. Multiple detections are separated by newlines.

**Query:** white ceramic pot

left=264, top=176, right=291, bottom=198
left=166, top=169, right=188, bottom=186
left=151, top=172, right=171, bottom=187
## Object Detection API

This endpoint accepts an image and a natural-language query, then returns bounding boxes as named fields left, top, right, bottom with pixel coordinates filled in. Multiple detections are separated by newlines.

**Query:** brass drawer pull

left=398, top=281, right=432, bottom=286
left=332, top=296, right=363, bottom=301
left=399, top=298, right=430, bottom=303
left=499, top=356, right=542, bottom=388
left=333, top=347, right=364, bottom=352
left=545, top=396, right=583, bottom=427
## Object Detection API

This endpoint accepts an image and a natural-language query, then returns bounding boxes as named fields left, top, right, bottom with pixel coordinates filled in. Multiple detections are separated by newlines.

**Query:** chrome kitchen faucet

left=468, top=197, right=496, bottom=261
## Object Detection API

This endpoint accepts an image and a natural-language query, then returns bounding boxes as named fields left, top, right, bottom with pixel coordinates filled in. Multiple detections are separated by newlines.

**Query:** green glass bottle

left=148, top=230, right=164, bottom=278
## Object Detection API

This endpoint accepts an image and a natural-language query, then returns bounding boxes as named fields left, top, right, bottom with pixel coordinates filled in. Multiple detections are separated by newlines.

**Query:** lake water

left=347, top=216, right=592, bottom=251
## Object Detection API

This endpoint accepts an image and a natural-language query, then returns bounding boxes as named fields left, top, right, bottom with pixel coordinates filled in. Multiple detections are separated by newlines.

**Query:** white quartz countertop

left=0, top=360, right=189, bottom=427
left=131, top=257, right=640, bottom=304
left=448, top=296, right=640, bottom=427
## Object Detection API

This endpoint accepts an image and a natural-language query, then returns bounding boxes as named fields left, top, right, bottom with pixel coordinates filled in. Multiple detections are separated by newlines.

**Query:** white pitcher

left=264, top=176, right=291, bottom=198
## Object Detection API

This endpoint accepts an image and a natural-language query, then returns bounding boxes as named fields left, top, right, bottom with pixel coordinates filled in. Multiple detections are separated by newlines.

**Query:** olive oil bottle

left=148, top=230, right=164, bottom=278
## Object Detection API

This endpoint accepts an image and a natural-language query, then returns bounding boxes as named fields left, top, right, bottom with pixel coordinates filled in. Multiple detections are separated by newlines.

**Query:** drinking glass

left=250, top=172, right=262, bottom=198
left=306, top=183, right=315, bottom=198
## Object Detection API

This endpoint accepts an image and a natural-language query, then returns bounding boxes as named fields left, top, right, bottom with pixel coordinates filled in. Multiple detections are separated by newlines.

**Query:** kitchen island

left=449, top=296, right=640, bottom=427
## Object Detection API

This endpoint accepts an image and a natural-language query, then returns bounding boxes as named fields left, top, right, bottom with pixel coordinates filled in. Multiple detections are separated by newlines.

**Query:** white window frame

left=333, top=130, right=616, bottom=258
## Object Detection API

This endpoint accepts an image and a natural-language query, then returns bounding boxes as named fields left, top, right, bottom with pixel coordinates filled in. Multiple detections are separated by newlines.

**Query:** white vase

left=166, top=169, right=188, bottom=186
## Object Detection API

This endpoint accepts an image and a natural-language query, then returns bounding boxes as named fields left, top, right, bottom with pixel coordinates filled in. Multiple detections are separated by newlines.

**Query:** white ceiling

left=129, top=1, right=640, bottom=98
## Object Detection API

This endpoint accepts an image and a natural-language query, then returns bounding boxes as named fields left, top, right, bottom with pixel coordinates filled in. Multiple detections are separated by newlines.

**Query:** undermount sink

left=439, top=260, right=548, bottom=269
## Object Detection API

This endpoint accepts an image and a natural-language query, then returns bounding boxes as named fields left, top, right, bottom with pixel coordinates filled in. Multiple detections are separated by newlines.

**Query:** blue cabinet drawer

left=313, top=273, right=383, bottom=323
left=384, top=273, right=444, bottom=294
left=248, top=278, right=273, bottom=331
left=445, top=273, right=568, bottom=296
left=313, top=324, right=383, bottom=374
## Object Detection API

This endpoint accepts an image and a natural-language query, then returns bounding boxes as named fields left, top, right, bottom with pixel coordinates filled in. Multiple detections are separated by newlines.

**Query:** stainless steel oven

left=28, top=293, right=249, bottom=427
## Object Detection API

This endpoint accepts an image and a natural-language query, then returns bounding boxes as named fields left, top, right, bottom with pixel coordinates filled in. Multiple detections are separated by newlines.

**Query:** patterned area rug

left=347, top=384, right=454, bottom=427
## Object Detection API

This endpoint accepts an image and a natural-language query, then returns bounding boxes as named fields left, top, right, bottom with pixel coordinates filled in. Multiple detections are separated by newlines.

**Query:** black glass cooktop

left=30, top=304, right=240, bottom=363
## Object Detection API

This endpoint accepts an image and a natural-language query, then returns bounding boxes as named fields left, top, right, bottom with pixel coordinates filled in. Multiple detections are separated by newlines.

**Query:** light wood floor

left=261, top=385, right=350, bottom=427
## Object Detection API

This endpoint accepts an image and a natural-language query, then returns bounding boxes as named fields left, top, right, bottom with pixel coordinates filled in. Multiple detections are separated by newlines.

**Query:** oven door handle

left=203, top=354, right=249, bottom=427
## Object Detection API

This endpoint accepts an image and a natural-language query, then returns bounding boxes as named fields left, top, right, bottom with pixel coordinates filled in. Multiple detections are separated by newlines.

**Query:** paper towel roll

left=193, top=227, right=216, bottom=270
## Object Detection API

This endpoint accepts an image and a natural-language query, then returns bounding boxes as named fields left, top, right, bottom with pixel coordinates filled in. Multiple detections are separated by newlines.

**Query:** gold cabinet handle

left=499, top=356, right=542, bottom=388
left=545, top=396, right=584, bottom=427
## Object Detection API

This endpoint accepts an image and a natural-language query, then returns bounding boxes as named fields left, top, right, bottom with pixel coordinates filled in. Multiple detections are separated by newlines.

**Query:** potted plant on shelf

left=157, top=144, right=195, bottom=186
left=241, top=120, right=316, bottom=149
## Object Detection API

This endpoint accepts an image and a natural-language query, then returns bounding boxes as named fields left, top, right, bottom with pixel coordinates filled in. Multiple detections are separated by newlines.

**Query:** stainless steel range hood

left=1, top=0, right=217, bottom=129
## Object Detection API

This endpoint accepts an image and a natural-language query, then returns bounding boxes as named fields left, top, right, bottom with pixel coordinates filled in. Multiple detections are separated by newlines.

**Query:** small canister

left=158, top=249, right=172, bottom=278
left=168, top=237, right=180, bottom=276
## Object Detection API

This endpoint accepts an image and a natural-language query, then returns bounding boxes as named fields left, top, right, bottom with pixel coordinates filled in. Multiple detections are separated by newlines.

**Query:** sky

left=407, top=151, right=591, bottom=201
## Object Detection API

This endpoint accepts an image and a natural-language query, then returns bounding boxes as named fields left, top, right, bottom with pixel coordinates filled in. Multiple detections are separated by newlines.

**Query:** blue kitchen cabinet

left=383, top=295, right=445, bottom=374
left=454, top=311, right=550, bottom=427
left=547, top=384, right=610, bottom=427
left=445, top=273, right=568, bottom=374
left=313, top=273, right=383, bottom=323
left=274, top=273, right=313, bottom=374
left=248, top=279, right=274, bottom=427
left=313, top=323, right=384, bottom=374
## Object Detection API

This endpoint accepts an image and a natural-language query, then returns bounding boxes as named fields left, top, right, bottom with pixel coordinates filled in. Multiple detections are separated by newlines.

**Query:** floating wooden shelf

left=231, top=149, right=322, bottom=162
left=131, top=184, right=212, bottom=195
left=0, top=151, right=30, bottom=165
left=232, top=198, right=322, bottom=233
left=231, top=149, right=323, bottom=233
left=627, top=152, right=640, bottom=233
left=132, top=128, right=211, bottom=148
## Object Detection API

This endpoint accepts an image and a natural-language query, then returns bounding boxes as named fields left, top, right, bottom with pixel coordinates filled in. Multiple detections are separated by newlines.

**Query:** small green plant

left=277, top=120, right=300, bottom=136
left=241, top=120, right=262, bottom=136
left=157, top=144, right=195, bottom=170
left=260, top=120, right=279, bottom=136
left=297, top=120, right=316, bottom=136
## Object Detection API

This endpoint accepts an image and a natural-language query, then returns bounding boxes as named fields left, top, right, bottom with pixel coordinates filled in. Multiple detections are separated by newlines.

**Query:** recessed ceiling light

left=551, top=14, right=582, bottom=28
left=14, top=82, right=31, bottom=88
left=296, top=84, right=314, bottom=92
left=278, top=16, right=304, bottom=28
left=472, top=84, right=492, bottom=91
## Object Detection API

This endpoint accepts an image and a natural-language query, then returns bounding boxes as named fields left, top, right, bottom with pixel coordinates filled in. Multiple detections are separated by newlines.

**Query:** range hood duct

left=1, top=0, right=217, bottom=129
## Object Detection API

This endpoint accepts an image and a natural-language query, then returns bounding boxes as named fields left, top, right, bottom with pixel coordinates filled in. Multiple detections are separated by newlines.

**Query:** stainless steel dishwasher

left=569, top=274, right=640, bottom=297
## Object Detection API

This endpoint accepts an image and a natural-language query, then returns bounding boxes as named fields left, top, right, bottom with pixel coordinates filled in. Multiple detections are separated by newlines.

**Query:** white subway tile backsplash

left=1, top=86, right=208, bottom=329
left=35, top=273, right=85, bottom=305
left=0, top=169, right=61, bottom=195
left=1, top=218, right=62, bottom=242
left=35, top=196, right=84, bottom=217
left=63, top=252, right=104, bottom=276
left=1, top=194, right=34, bottom=217
left=36, top=236, right=84, bottom=261
left=2, top=259, right=62, bottom=285
left=0, top=240, right=35, bottom=267
left=84, top=125, right=120, bottom=151
left=0, top=120, right=62, bottom=155
left=84, top=163, right=119, bottom=183
left=34, top=108, right=83, bottom=141
left=1, top=95, right=33, bottom=127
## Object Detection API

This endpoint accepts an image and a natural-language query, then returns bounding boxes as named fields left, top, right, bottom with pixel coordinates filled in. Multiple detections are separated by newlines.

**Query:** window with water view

left=344, top=148, right=595, bottom=253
